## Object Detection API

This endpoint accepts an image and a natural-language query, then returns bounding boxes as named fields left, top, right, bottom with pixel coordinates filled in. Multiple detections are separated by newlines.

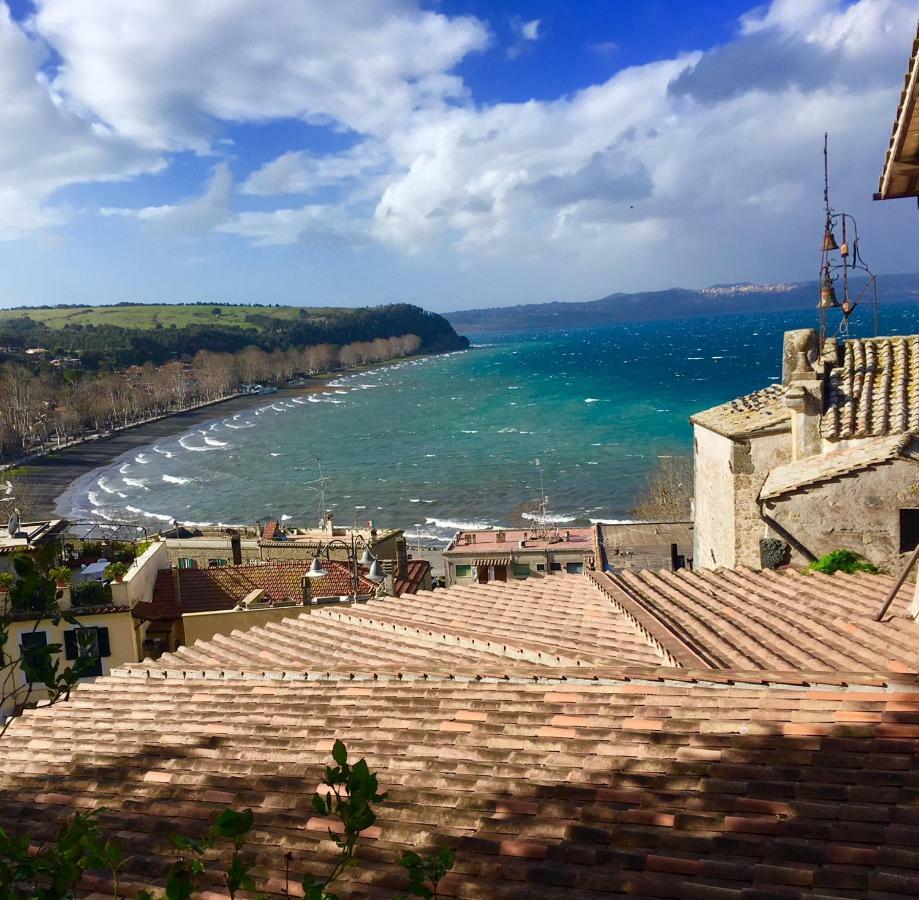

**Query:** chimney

left=395, top=537, right=409, bottom=581
left=300, top=575, right=312, bottom=604
left=781, top=329, right=823, bottom=461
left=230, top=531, right=242, bottom=566
left=382, top=559, right=395, bottom=596
left=326, top=512, right=334, bottom=534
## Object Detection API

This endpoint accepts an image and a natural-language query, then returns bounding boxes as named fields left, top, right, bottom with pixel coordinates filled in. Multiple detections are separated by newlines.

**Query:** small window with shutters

left=64, top=626, right=111, bottom=678
left=19, top=631, right=49, bottom=685
left=178, top=557, right=197, bottom=569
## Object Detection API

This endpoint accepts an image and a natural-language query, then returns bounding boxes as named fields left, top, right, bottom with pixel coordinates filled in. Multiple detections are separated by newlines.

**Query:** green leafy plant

left=0, top=572, right=14, bottom=591
left=103, top=561, right=129, bottom=582
left=49, top=566, right=73, bottom=586
left=399, top=847, right=456, bottom=899
left=807, top=549, right=879, bottom=575
left=79, top=541, right=103, bottom=560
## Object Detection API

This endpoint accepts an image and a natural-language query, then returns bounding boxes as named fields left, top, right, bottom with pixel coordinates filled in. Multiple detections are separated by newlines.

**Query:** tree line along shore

left=0, top=301, right=469, bottom=465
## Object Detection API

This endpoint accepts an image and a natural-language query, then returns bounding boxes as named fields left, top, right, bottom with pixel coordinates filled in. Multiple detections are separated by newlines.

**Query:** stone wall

left=693, top=426, right=737, bottom=568
left=764, top=457, right=919, bottom=570
left=733, top=431, right=792, bottom=567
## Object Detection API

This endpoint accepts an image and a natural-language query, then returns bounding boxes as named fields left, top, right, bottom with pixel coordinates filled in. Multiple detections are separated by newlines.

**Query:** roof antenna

left=302, top=457, right=331, bottom=529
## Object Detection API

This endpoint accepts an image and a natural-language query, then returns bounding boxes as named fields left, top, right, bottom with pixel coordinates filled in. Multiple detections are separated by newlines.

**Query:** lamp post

left=304, top=533, right=385, bottom=600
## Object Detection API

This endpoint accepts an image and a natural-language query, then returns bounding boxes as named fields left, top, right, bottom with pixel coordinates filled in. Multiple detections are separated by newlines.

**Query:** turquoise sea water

left=59, top=304, right=918, bottom=545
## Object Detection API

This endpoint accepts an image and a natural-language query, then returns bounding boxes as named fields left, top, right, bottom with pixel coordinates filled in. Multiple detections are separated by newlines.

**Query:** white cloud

left=1, top=0, right=915, bottom=302
left=242, top=142, right=388, bottom=196
left=31, top=0, right=490, bottom=150
left=507, top=17, right=541, bottom=58
left=101, top=162, right=232, bottom=235
left=0, top=3, right=160, bottom=240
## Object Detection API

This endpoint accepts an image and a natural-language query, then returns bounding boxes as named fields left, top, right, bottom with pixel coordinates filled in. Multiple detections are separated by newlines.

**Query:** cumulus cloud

left=0, top=3, right=160, bottom=240
left=1, top=0, right=915, bottom=300
left=31, top=0, right=490, bottom=150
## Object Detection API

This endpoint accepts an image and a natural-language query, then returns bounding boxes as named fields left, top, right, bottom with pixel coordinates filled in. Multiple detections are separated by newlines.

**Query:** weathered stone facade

left=692, top=329, right=919, bottom=571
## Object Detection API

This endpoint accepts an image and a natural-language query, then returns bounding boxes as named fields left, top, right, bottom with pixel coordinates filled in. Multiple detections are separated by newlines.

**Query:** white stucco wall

left=109, top=540, right=170, bottom=608
left=693, top=426, right=737, bottom=569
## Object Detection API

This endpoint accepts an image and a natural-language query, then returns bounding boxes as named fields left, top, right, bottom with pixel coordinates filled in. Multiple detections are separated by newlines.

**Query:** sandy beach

left=24, top=383, right=328, bottom=519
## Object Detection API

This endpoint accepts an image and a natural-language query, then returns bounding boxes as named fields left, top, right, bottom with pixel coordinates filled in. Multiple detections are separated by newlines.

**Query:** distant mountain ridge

left=446, top=273, right=919, bottom=333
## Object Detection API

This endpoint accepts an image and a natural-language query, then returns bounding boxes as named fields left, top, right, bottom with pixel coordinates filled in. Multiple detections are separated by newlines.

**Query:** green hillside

left=0, top=303, right=341, bottom=331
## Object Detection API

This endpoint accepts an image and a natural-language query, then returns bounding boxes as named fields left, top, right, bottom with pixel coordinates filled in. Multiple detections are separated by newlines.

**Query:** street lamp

left=307, top=533, right=385, bottom=600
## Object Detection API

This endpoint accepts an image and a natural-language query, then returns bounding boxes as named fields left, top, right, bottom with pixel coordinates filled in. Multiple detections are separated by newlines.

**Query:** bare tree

left=632, top=455, right=693, bottom=522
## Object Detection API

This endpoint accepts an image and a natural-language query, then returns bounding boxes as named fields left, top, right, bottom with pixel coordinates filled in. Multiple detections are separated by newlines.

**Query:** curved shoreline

left=27, top=384, right=328, bottom=519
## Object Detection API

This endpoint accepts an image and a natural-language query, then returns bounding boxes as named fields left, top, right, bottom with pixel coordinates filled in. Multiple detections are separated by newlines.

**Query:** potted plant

left=104, top=561, right=129, bottom=583
left=49, top=565, right=73, bottom=588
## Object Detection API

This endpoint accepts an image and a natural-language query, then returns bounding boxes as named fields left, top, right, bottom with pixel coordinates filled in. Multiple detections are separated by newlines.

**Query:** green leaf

left=331, top=739, right=348, bottom=766
left=312, top=794, right=328, bottom=815
left=211, top=808, right=254, bottom=841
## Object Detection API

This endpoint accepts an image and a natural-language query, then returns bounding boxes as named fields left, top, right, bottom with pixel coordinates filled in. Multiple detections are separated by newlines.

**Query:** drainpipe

left=757, top=500, right=817, bottom=564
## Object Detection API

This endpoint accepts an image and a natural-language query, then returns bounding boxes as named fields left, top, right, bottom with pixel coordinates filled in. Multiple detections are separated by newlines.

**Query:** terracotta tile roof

left=134, top=561, right=377, bottom=623
left=394, top=557, right=429, bottom=595
left=611, top=566, right=919, bottom=675
left=7, top=571, right=919, bottom=896
left=877, top=19, right=919, bottom=200
left=345, top=576, right=668, bottom=668
left=822, top=336, right=919, bottom=439
left=260, top=519, right=281, bottom=541
left=690, top=384, right=789, bottom=437
left=5, top=671, right=919, bottom=897
left=760, top=432, right=917, bottom=499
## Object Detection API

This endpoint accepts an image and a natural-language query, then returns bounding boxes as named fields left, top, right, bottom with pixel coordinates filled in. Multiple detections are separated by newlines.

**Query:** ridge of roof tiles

left=689, top=383, right=789, bottom=438
left=822, top=335, right=919, bottom=439
left=759, top=432, right=917, bottom=500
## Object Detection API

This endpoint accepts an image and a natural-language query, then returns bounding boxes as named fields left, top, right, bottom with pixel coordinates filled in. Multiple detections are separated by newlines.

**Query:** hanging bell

left=819, top=275, right=838, bottom=309
left=839, top=241, right=849, bottom=258
left=822, top=229, right=839, bottom=252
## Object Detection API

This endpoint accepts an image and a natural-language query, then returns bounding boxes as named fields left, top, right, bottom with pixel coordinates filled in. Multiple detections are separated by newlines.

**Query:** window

left=64, top=626, right=111, bottom=679
left=901, top=509, right=919, bottom=553
left=535, top=563, right=545, bottom=572
left=454, top=564, right=472, bottom=578
left=550, top=562, right=562, bottom=572
left=566, top=562, right=584, bottom=575
left=496, top=531, right=506, bottom=543
left=208, top=558, right=228, bottom=568
left=513, top=563, right=530, bottom=578
left=177, top=557, right=197, bottom=569
left=19, top=631, right=48, bottom=685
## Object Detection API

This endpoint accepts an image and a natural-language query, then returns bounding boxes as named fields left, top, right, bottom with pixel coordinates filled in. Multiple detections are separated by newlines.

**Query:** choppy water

left=58, top=304, right=918, bottom=545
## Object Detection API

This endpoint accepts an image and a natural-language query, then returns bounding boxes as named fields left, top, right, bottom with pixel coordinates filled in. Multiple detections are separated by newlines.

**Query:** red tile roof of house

left=394, top=557, right=429, bottom=595
left=5, top=570, right=919, bottom=897
left=132, top=560, right=377, bottom=623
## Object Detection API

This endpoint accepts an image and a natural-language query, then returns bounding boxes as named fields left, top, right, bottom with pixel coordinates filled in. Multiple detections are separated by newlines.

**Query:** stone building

left=692, top=328, right=919, bottom=570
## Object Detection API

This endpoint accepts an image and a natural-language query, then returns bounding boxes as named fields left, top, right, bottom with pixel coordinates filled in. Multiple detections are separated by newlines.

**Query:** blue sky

left=0, top=0, right=915, bottom=310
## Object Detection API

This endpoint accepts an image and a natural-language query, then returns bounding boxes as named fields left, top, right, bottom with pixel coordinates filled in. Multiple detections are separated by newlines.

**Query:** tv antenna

left=530, top=459, right=558, bottom=542
left=302, top=457, right=331, bottom=528
left=818, top=134, right=879, bottom=343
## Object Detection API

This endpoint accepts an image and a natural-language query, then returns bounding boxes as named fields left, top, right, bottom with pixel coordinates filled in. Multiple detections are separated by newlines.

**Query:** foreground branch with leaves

left=0, top=741, right=454, bottom=899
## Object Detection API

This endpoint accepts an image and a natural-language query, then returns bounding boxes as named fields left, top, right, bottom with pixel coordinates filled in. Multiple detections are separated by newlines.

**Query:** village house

left=692, top=328, right=919, bottom=569
left=442, top=525, right=597, bottom=584
left=163, top=514, right=403, bottom=569
left=0, top=516, right=67, bottom=575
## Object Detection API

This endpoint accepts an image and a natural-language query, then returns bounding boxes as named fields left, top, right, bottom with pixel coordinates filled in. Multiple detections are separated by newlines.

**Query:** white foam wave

left=179, top=435, right=212, bottom=452
left=162, top=474, right=190, bottom=485
left=280, top=514, right=292, bottom=521
left=291, top=397, right=306, bottom=404
left=122, top=477, right=149, bottom=490
left=124, top=505, right=173, bottom=523
left=152, top=446, right=173, bottom=458
left=135, top=453, right=150, bottom=464
left=584, top=398, right=600, bottom=404
left=119, top=463, right=131, bottom=474
left=521, top=511, right=578, bottom=524
left=203, top=436, right=228, bottom=447
left=87, top=491, right=101, bottom=507
left=460, top=430, right=478, bottom=434
left=590, top=517, right=638, bottom=525
left=97, top=477, right=118, bottom=494
left=425, top=516, right=493, bottom=532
